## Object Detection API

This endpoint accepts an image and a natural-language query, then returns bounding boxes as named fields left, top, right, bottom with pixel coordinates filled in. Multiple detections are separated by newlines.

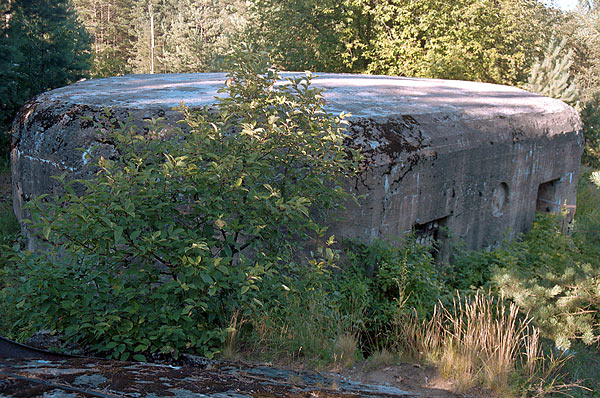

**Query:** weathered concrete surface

left=11, top=73, right=583, bottom=253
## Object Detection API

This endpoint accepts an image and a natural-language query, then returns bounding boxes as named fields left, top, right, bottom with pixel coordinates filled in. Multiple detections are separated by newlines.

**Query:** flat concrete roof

left=40, top=73, right=570, bottom=120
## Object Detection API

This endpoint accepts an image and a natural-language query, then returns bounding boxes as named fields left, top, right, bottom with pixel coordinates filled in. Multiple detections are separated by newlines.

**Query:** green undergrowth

left=0, top=164, right=20, bottom=338
left=0, top=48, right=359, bottom=360
left=199, top=169, right=599, bottom=395
left=0, top=200, right=18, bottom=241
left=561, top=342, right=600, bottom=398
left=0, top=52, right=598, bottom=396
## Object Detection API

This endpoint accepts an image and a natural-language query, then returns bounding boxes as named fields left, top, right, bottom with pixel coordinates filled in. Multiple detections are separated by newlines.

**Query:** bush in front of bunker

left=5, top=47, right=358, bottom=360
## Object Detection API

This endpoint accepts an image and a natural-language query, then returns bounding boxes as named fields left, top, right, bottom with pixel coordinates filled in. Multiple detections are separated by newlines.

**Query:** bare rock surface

left=0, top=356, right=421, bottom=398
left=11, top=73, right=584, bottom=253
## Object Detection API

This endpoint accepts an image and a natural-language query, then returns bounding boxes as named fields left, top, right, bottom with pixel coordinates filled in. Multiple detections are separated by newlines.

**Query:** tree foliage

left=492, top=214, right=600, bottom=351
left=157, top=0, right=247, bottom=73
left=0, top=4, right=25, bottom=131
left=72, top=0, right=247, bottom=75
left=527, top=35, right=580, bottom=106
left=242, top=0, right=351, bottom=72
left=0, top=0, right=91, bottom=158
left=243, top=0, right=558, bottom=85
left=72, top=0, right=135, bottom=76
left=68, top=0, right=561, bottom=85
left=555, top=1, right=600, bottom=167
left=4, top=0, right=91, bottom=95
left=365, top=0, right=557, bottom=85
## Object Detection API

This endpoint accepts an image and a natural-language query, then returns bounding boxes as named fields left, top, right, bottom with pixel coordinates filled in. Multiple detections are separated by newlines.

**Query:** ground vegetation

left=1, top=50, right=600, bottom=396
left=1, top=1, right=600, bottom=396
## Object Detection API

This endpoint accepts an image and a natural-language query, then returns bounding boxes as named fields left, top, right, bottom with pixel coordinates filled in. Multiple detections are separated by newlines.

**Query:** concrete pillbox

left=11, top=73, right=583, bottom=255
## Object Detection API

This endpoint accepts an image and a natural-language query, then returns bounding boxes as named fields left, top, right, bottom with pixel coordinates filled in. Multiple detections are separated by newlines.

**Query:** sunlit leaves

left=12, top=49, right=357, bottom=360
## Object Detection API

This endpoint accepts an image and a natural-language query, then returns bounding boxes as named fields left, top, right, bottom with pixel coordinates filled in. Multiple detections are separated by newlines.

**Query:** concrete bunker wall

left=337, top=113, right=582, bottom=254
left=11, top=102, right=186, bottom=228
left=10, top=73, right=584, bottom=255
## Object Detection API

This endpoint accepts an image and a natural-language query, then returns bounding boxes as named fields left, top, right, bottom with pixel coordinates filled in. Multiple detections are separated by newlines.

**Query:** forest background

left=1, top=0, right=600, bottom=152
left=1, top=0, right=600, bottom=397
left=2, top=0, right=600, bottom=163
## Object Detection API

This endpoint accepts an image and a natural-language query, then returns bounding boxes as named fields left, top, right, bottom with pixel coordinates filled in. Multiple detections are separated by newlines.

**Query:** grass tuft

left=333, top=332, right=360, bottom=368
left=393, top=292, right=571, bottom=396
left=366, top=348, right=395, bottom=370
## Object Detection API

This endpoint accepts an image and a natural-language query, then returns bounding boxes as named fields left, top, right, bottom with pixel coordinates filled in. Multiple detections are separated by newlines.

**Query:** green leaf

left=114, top=226, right=123, bottom=244
left=12, top=50, right=359, bottom=363
left=42, top=225, right=51, bottom=240
left=200, top=273, right=213, bottom=285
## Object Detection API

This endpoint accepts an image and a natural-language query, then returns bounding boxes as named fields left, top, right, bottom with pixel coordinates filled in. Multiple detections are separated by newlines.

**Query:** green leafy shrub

left=6, top=49, right=357, bottom=360
left=0, top=181, right=23, bottom=338
left=0, top=242, right=22, bottom=339
left=248, top=262, right=362, bottom=366
left=339, top=239, right=443, bottom=347
left=560, top=342, right=600, bottom=398
left=243, top=238, right=444, bottom=362
left=445, top=248, right=505, bottom=292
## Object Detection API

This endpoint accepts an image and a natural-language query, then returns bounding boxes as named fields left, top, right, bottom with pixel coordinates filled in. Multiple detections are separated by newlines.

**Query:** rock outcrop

left=11, top=73, right=584, bottom=255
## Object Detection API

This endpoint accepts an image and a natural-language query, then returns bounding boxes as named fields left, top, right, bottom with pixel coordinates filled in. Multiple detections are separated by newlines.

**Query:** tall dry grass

left=223, top=310, right=246, bottom=360
left=394, top=292, right=559, bottom=395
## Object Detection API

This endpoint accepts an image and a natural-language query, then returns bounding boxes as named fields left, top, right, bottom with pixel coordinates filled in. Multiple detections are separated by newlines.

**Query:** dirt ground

left=0, top=353, right=480, bottom=398
left=341, top=362, right=462, bottom=398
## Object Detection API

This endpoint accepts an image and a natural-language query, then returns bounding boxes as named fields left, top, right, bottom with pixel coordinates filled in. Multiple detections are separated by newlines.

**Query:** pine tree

left=72, top=0, right=135, bottom=77
left=10, top=0, right=91, bottom=94
left=0, top=0, right=27, bottom=155
left=127, top=0, right=245, bottom=74
left=0, top=0, right=91, bottom=159
left=527, top=35, right=580, bottom=106
left=0, top=1, right=25, bottom=129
